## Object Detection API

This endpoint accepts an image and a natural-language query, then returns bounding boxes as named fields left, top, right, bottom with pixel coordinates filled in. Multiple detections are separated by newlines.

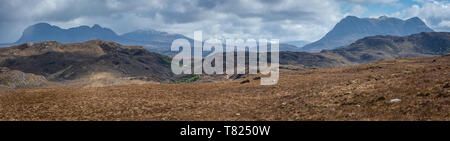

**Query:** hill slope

left=0, top=40, right=173, bottom=83
left=0, top=67, right=48, bottom=89
left=0, top=55, right=448, bottom=120
left=302, top=16, right=434, bottom=52
left=281, top=32, right=450, bottom=68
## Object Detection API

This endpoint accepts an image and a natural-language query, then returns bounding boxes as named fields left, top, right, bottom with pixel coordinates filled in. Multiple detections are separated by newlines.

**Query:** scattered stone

left=347, top=80, right=358, bottom=85
left=416, top=92, right=430, bottom=97
left=403, top=71, right=412, bottom=74
left=341, top=102, right=358, bottom=106
left=240, top=79, right=250, bottom=84
left=390, top=99, right=401, bottom=103
left=377, top=96, right=386, bottom=101
left=443, top=83, right=450, bottom=88
left=281, top=102, right=287, bottom=108
left=253, top=77, right=261, bottom=80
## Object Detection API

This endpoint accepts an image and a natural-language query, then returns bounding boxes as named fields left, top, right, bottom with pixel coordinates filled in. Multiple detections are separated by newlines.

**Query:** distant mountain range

left=281, top=32, right=450, bottom=68
left=284, top=40, right=310, bottom=47
left=3, top=22, right=304, bottom=54
left=16, top=23, right=122, bottom=44
left=0, top=16, right=439, bottom=54
left=301, top=16, right=435, bottom=52
left=9, top=23, right=192, bottom=54
left=0, top=32, right=448, bottom=87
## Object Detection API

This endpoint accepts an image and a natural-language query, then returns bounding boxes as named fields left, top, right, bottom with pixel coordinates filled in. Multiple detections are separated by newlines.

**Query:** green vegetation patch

left=174, top=74, right=201, bottom=84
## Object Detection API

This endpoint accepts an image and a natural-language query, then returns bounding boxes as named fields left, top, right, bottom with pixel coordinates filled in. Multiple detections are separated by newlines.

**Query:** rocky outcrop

left=0, top=67, right=48, bottom=89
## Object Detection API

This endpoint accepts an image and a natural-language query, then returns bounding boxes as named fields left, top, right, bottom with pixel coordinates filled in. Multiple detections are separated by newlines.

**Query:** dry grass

left=62, top=72, right=159, bottom=88
left=0, top=56, right=449, bottom=121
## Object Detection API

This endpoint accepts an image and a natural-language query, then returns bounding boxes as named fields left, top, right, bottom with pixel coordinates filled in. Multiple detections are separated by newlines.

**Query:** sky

left=0, top=0, right=450, bottom=43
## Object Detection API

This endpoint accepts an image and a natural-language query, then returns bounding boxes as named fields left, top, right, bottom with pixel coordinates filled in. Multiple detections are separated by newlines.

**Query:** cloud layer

left=0, top=0, right=448, bottom=43
left=393, top=0, right=450, bottom=31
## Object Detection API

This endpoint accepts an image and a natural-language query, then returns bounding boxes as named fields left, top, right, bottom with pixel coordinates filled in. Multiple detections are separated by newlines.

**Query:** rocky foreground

left=0, top=55, right=449, bottom=121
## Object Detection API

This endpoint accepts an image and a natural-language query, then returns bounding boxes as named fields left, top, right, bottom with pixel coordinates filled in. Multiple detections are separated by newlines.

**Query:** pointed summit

left=92, top=24, right=102, bottom=29
left=407, top=17, right=422, bottom=21
left=406, top=17, right=426, bottom=25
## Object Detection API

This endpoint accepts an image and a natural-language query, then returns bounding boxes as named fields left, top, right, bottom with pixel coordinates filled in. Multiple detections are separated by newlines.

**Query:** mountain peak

left=378, top=15, right=389, bottom=20
left=13, top=23, right=191, bottom=50
left=407, top=17, right=421, bottom=21
left=301, top=16, right=435, bottom=52
left=344, top=15, right=359, bottom=19
left=26, top=23, right=61, bottom=31
left=341, top=15, right=360, bottom=22
left=406, top=17, right=425, bottom=24
left=92, top=24, right=102, bottom=29
left=131, top=29, right=166, bottom=35
left=32, top=23, right=52, bottom=27
left=15, top=23, right=120, bottom=44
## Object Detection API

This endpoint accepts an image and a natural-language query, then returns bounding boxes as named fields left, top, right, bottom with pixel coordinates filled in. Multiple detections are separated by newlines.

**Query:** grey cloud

left=341, top=0, right=398, bottom=3
left=0, top=0, right=344, bottom=43
left=196, top=0, right=226, bottom=9
left=392, top=0, right=450, bottom=32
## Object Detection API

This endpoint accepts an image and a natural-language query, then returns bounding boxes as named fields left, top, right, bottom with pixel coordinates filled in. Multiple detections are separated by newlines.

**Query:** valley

left=0, top=55, right=448, bottom=120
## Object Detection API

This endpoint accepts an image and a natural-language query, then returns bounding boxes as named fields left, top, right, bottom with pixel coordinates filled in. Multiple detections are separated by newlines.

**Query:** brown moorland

left=0, top=55, right=449, bottom=121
